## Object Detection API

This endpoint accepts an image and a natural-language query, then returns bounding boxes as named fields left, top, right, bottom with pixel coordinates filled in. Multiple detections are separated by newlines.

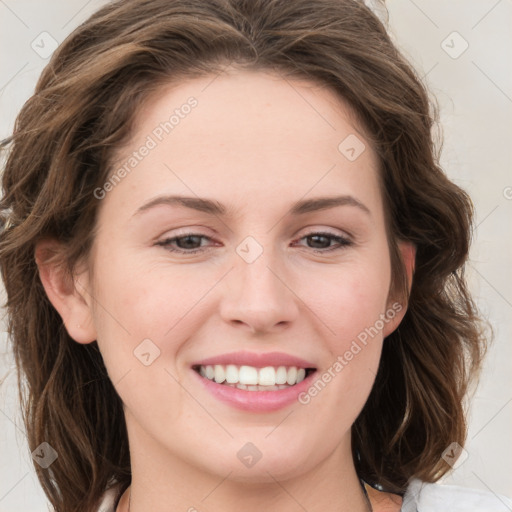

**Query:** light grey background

left=1, top=1, right=511, bottom=510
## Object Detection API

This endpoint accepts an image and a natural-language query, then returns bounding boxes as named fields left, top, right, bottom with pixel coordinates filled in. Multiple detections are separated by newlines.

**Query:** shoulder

left=401, top=478, right=512, bottom=512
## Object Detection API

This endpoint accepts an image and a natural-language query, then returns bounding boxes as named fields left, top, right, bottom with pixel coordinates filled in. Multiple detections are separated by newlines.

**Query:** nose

left=219, top=244, right=299, bottom=335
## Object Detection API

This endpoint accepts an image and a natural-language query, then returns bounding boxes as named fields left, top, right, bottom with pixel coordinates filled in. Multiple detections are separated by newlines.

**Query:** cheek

left=89, top=250, right=212, bottom=380
left=307, top=258, right=391, bottom=346
left=299, top=254, right=391, bottom=406
left=90, top=244, right=196, bottom=334
left=88, top=257, right=193, bottom=423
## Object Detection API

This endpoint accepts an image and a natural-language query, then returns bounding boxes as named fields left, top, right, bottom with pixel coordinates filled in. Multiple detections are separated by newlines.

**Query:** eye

left=156, top=230, right=353, bottom=255
left=294, top=231, right=353, bottom=253
left=156, top=233, right=214, bottom=254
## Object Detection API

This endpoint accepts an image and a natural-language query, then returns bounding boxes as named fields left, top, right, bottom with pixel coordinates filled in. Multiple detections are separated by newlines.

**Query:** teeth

left=239, top=365, right=258, bottom=385
left=214, top=365, right=225, bottom=384
left=286, top=366, right=297, bottom=385
left=224, top=383, right=291, bottom=391
left=275, top=366, right=288, bottom=385
left=225, top=364, right=238, bottom=383
left=258, top=366, right=275, bottom=386
left=197, top=364, right=311, bottom=387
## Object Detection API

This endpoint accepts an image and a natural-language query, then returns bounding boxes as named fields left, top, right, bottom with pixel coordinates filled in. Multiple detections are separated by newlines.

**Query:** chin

left=199, top=444, right=315, bottom=484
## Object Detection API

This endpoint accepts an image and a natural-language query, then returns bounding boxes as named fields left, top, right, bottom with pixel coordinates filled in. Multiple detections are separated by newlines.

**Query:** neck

left=119, top=418, right=372, bottom=512
left=123, top=480, right=373, bottom=512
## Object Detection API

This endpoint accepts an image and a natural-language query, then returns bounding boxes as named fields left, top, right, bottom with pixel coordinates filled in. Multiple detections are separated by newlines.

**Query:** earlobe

left=35, top=238, right=97, bottom=344
left=383, top=241, right=416, bottom=338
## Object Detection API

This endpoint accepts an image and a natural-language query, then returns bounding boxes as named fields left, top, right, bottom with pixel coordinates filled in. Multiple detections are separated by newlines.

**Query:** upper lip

left=192, top=350, right=316, bottom=369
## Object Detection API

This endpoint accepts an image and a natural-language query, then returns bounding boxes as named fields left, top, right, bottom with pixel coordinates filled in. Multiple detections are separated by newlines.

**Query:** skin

left=36, top=68, right=414, bottom=512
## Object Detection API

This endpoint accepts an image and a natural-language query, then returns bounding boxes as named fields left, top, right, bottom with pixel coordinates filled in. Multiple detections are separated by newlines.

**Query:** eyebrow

left=133, top=194, right=371, bottom=218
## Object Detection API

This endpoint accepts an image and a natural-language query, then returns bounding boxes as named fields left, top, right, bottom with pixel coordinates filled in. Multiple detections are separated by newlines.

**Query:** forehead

left=104, top=68, right=383, bottom=220
left=126, top=68, right=371, bottom=155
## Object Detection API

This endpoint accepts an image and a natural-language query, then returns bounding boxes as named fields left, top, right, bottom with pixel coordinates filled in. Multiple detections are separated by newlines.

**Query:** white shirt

left=96, top=479, right=512, bottom=511
left=401, top=479, right=512, bottom=511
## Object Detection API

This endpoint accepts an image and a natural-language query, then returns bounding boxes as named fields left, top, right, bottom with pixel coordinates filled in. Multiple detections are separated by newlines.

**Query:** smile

left=193, top=364, right=316, bottom=390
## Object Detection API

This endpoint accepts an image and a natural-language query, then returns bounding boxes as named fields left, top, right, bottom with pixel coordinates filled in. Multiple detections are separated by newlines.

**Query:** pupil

left=309, top=235, right=328, bottom=248
left=179, top=235, right=200, bottom=249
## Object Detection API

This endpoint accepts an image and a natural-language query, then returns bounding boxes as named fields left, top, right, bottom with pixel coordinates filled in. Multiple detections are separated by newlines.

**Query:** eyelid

left=153, top=225, right=216, bottom=241
left=294, top=225, right=353, bottom=239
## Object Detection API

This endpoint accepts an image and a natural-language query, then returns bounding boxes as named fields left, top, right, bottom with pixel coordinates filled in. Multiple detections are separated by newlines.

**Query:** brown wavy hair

left=0, top=0, right=487, bottom=510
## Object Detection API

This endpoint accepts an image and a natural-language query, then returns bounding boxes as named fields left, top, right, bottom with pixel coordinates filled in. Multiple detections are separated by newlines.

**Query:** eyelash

left=156, top=231, right=353, bottom=255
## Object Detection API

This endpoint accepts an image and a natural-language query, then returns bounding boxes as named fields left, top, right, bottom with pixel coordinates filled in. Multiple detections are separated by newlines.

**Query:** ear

left=35, top=238, right=97, bottom=344
left=382, top=241, right=416, bottom=337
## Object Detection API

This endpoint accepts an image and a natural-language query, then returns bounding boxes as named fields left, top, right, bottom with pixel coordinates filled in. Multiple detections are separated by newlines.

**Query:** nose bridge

left=220, top=234, right=298, bottom=333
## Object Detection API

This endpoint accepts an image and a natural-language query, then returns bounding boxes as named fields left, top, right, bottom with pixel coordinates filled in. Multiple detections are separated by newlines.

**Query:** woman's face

left=72, top=69, right=410, bottom=483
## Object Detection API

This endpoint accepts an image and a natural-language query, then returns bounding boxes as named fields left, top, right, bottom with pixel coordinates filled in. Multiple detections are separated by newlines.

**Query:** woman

left=0, top=0, right=510, bottom=511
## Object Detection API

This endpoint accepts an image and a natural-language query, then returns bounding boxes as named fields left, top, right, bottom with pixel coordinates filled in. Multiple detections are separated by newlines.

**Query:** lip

left=191, top=366, right=317, bottom=412
left=191, top=350, right=316, bottom=369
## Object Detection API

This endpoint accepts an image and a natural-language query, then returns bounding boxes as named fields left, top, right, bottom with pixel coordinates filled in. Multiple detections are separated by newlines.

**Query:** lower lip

left=191, top=369, right=317, bottom=412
